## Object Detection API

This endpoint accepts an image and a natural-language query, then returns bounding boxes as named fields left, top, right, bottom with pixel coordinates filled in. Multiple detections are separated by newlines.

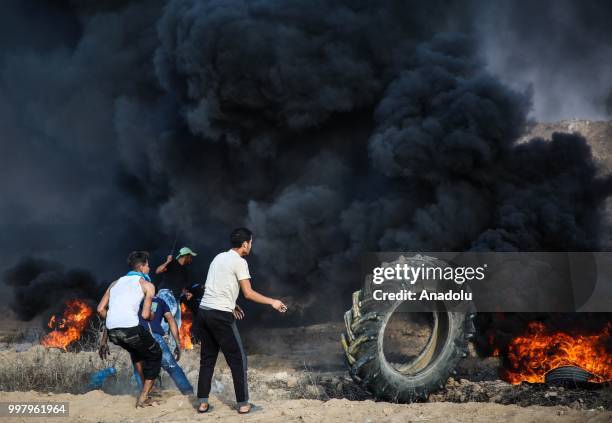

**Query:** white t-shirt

left=200, top=249, right=250, bottom=312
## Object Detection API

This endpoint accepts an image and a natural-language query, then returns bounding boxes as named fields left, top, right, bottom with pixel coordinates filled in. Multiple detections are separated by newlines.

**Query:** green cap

left=176, top=247, right=197, bottom=259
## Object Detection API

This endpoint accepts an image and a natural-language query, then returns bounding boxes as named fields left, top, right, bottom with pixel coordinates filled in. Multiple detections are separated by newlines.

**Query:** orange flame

left=488, top=333, right=500, bottom=357
left=180, top=303, right=193, bottom=350
left=500, top=321, right=611, bottom=384
left=41, top=299, right=93, bottom=350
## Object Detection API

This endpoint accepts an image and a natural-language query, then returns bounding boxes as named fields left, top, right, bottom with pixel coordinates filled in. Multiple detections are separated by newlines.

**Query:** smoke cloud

left=1, top=0, right=612, bottom=323
left=4, top=257, right=99, bottom=321
left=476, top=0, right=612, bottom=121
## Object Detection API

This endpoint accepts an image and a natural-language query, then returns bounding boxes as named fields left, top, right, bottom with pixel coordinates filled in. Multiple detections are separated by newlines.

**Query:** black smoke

left=476, top=0, right=612, bottom=120
left=1, top=0, right=612, bottom=324
left=4, top=257, right=100, bottom=321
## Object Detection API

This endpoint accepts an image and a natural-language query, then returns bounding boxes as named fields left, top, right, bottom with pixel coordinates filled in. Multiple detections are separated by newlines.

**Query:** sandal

left=238, top=403, right=262, bottom=414
left=197, top=403, right=211, bottom=413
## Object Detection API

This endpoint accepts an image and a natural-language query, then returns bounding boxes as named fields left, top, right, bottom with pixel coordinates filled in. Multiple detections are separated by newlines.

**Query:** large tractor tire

left=340, top=254, right=476, bottom=402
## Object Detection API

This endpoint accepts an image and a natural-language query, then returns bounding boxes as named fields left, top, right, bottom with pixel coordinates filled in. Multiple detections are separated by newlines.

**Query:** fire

left=488, top=333, right=500, bottom=357
left=499, top=321, right=611, bottom=384
left=41, top=299, right=93, bottom=350
left=180, top=303, right=193, bottom=350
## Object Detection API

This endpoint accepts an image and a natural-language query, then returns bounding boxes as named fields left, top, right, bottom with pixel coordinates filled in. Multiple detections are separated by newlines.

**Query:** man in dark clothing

left=155, top=246, right=197, bottom=350
left=155, top=247, right=196, bottom=298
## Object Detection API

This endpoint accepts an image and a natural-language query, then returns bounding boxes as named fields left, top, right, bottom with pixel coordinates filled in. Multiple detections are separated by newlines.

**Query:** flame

left=488, top=333, right=500, bottom=357
left=499, top=321, right=611, bottom=384
left=41, top=299, right=93, bottom=350
left=180, top=303, right=193, bottom=350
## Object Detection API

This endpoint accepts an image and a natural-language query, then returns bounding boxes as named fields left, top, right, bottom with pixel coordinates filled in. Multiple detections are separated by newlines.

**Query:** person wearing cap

left=155, top=246, right=197, bottom=350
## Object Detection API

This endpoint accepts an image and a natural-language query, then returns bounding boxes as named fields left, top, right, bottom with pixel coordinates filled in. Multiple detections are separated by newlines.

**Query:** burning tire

left=340, top=255, right=475, bottom=402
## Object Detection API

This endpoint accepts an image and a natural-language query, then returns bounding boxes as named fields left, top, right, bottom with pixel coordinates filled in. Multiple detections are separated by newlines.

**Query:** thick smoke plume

left=477, top=0, right=612, bottom=121
left=4, top=258, right=100, bottom=321
left=2, top=0, right=612, bottom=323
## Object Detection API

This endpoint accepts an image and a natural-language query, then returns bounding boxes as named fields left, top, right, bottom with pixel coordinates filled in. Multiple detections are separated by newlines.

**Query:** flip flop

left=238, top=403, right=262, bottom=414
left=197, top=403, right=212, bottom=414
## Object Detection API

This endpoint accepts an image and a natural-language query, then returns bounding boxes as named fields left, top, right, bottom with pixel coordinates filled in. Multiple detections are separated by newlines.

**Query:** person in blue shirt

left=132, top=296, right=194, bottom=396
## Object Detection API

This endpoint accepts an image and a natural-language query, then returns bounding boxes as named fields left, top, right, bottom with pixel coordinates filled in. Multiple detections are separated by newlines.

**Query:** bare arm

left=98, top=325, right=110, bottom=360
left=140, top=279, right=156, bottom=320
left=155, top=255, right=173, bottom=274
left=164, top=312, right=180, bottom=348
left=239, top=279, right=287, bottom=312
left=96, top=280, right=118, bottom=319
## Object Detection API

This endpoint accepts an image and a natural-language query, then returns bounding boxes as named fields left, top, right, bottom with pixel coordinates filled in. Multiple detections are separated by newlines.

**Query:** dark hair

left=127, top=251, right=150, bottom=270
left=230, top=227, right=253, bottom=248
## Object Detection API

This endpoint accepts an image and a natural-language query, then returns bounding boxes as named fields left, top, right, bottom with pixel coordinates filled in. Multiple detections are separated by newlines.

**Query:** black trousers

left=108, top=325, right=162, bottom=380
left=196, top=308, right=248, bottom=404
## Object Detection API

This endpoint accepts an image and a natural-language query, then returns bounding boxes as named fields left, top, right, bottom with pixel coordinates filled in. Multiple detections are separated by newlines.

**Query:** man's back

left=200, top=249, right=250, bottom=312
left=139, top=297, right=170, bottom=336
left=106, top=275, right=144, bottom=329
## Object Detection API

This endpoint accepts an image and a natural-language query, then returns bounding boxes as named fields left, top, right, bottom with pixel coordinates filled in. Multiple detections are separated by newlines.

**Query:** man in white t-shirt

left=195, top=227, right=287, bottom=415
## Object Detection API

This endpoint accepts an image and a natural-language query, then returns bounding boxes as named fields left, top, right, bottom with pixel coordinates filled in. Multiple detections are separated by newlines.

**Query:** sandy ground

left=1, top=275, right=611, bottom=423
left=1, top=390, right=610, bottom=423
left=0, top=321, right=610, bottom=422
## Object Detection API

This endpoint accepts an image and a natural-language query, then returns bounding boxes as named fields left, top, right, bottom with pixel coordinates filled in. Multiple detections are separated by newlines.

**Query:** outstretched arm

left=239, top=279, right=287, bottom=312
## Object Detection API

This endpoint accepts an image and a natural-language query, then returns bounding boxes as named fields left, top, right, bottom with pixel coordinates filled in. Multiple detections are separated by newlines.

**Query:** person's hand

left=166, top=255, right=173, bottom=263
left=174, top=346, right=181, bottom=362
left=184, top=292, right=193, bottom=301
left=233, top=305, right=245, bottom=320
left=270, top=299, right=287, bottom=313
left=98, top=340, right=110, bottom=360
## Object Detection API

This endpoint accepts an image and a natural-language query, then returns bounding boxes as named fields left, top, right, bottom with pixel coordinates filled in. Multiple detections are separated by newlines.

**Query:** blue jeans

left=132, top=332, right=193, bottom=395
left=157, top=289, right=181, bottom=351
